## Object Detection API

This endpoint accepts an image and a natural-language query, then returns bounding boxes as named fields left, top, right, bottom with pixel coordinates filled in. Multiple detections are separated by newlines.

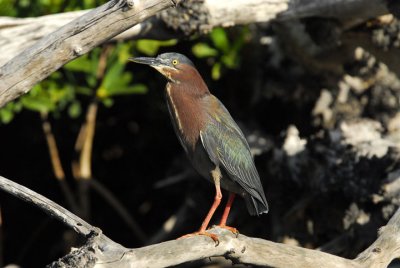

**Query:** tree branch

left=1, top=174, right=400, bottom=267
left=0, top=175, right=93, bottom=236
left=0, top=0, right=180, bottom=108
left=355, top=208, right=400, bottom=268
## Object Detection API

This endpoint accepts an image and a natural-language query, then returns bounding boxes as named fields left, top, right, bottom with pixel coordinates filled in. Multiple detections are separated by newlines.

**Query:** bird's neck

left=165, top=81, right=209, bottom=151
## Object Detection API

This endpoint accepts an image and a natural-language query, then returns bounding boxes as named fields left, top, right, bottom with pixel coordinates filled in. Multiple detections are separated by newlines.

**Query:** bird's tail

left=245, top=195, right=269, bottom=216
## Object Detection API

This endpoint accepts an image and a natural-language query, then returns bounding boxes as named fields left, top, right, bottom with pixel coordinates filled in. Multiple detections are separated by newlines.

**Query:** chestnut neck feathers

left=165, top=64, right=210, bottom=149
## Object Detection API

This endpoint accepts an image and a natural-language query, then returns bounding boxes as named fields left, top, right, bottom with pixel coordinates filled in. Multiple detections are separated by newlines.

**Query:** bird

left=129, top=52, right=268, bottom=242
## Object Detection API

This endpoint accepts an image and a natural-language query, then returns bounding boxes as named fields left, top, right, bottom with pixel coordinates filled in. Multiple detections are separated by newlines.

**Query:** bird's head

left=129, top=53, right=198, bottom=84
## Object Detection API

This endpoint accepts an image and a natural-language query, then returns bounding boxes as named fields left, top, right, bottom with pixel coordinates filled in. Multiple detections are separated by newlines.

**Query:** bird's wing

left=199, top=95, right=266, bottom=204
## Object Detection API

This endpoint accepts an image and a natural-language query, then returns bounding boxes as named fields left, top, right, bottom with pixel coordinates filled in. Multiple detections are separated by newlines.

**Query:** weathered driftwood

left=0, top=0, right=181, bottom=108
left=0, top=174, right=400, bottom=268
left=0, top=0, right=391, bottom=108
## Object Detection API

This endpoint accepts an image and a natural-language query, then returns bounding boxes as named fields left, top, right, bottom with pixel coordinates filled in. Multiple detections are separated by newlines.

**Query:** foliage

left=192, top=27, right=250, bottom=80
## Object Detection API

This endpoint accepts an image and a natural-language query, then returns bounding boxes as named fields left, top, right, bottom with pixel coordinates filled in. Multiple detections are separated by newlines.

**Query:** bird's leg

left=219, top=193, right=235, bottom=226
left=218, top=193, right=239, bottom=236
left=199, top=181, right=222, bottom=232
left=178, top=166, right=222, bottom=244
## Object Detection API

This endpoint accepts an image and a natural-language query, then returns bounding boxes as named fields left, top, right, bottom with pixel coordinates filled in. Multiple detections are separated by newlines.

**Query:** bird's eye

left=172, top=59, right=179, bottom=66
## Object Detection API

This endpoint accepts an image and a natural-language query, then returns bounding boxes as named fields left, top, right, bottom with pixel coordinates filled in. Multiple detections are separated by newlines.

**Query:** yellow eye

left=172, top=59, right=179, bottom=65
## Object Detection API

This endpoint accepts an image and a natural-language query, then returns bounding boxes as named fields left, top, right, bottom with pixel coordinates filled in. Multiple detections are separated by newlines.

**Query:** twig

left=40, top=112, right=79, bottom=213
left=41, top=112, right=66, bottom=181
left=153, top=169, right=193, bottom=189
left=77, top=102, right=98, bottom=181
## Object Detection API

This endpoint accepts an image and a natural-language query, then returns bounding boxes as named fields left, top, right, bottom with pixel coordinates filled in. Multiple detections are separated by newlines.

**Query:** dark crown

left=157, top=53, right=195, bottom=67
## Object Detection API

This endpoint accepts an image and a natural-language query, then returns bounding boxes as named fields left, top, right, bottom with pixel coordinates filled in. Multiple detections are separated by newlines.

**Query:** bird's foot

left=177, top=231, right=219, bottom=246
left=216, top=225, right=239, bottom=237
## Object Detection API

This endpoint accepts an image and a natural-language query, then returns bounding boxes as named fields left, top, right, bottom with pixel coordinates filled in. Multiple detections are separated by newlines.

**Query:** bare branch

left=355, top=208, right=400, bottom=268
left=0, top=175, right=93, bottom=236
left=0, top=0, right=180, bottom=108
left=114, top=228, right=361, bottom=268
left=1, top=174, right=400, bottom=267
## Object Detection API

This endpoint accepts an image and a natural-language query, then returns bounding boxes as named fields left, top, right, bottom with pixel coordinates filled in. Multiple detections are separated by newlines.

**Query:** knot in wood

left=126, top=0, right=134, bottom=9
left=72, top=45, right=83, bottom=56
left=372, top=247, right=381, bottom=254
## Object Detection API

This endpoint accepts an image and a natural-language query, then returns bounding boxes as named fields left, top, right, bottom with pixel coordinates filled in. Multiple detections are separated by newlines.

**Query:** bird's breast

left=165, top=83, right=206, bottom=152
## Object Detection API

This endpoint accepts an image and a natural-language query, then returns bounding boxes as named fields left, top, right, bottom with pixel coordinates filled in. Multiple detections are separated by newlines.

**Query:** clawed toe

left=217, top=225, right=239, bottom=237
left=178, top=231, right=219, bottom=245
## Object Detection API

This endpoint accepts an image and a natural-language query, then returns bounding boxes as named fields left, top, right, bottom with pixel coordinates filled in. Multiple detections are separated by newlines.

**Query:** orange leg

left=179, top=166, right=223, bottom=244
left=199, top=184, right=222, bottom=232
left=219, top=193, right=235, bottom=226
left=218, top=193, right=239, bottom=235
left=178, top=183, right=222, bottom=243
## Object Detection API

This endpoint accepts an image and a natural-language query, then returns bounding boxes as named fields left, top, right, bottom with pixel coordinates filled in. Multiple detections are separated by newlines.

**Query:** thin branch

left=40, top=112, right=80, bottom=213
left=0, top=175, right=125, bottom=267
left=41, top=112, right=66, bottom=181
left=0, top=175, right=93, bottom=236
left=79, top=101, right=98, bottom=180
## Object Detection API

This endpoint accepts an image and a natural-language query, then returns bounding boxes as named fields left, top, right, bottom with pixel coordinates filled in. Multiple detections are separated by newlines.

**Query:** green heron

left=129, top=53, right=268, bottom=241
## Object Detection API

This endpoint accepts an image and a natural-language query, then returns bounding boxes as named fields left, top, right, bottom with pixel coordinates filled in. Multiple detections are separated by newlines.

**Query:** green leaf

left=136, top=39, right=178, bottom=56
left=68, top=101, right=82, bottom=118
left=211, top=62, right=222, bottom=80
left=86, top=75, right=97, bottom=88
left=101, top=61, right=125, bottom=91
left=76, top=86, right=93, bottom=96
left=0, top=0, right=17, bottom=16
left=21, top=96, right=56, bottom=113
left=0, top=102, right=15, bottom=124
left=192, top=43, right=219, bottom=58
left=14, top=101, right=23, bottom=112
left=108, top=84, right=148, bottom=96
left=102, top=98, right=114, bottom=107
left=221, top=53, right=237, bottom=69
left=0, top=109, right=14, bottom=124
left=64, top=47, right=100, bottom=79
left=117, top=43, right=133, bottom=63
left=210, top=28, right=230, bottom=53
left=64, top=54, right=93, bottom=73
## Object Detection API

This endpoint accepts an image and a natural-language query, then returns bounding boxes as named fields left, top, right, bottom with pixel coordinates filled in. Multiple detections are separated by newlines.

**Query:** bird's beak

left=129, top=56, right=178, bottom=82
left=128, top=57, right=160, bottom=67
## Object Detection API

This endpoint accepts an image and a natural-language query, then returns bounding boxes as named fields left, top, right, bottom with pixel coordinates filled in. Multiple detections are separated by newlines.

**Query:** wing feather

left=199, top=95, right=267, bottom=208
